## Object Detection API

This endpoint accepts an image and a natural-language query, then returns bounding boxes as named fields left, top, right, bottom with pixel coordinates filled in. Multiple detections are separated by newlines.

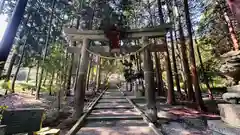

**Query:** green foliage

left=194, top=0, right=237, bottom=87
left=18, top=82, right=35, bottom=90
left=0, top=105, right=8, bottom=121
left=197, top=0, right=234, bottom=56
left=0, top=81, right=10, bottom=90
left=101, top=59, right=124, bottom=76
left=42, top=42, right=65, bottom=74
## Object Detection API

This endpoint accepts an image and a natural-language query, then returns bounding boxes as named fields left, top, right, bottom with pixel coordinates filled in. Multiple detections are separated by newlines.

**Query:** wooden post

left=142, top=37, right=157, bottom=123
left=74, top=38, right=89, bottom=119
left=154, top=52, right=164, bottom=96
left=85, top=54, right=92, bottom=91
left=139, top=53, right=145, bottom=96
left=96, top=56, right=101, bottom=90
left=73, top=53, right=81, bottom=92
left=66, top=42, right=75, bottom=95
left=134, top=54, right=143, bottom=96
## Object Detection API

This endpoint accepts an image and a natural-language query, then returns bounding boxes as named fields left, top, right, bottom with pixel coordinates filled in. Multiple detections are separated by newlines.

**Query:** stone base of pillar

left=145, top=106, right=158, bottom=123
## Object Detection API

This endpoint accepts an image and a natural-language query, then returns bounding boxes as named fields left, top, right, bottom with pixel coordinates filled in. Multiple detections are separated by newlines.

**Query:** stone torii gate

left=63, top=24, right=171, bottom=122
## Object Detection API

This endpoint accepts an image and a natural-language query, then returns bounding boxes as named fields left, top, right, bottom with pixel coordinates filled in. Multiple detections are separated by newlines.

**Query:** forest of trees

left=0, top=0, right=239, bottom=112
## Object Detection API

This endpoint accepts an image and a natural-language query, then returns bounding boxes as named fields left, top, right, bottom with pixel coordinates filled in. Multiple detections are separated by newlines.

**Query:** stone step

left=94, top=103, right=133, bottom=109
left=208, top=120, right=240, bottom=135
left=98, top=99, right=128, bottom=103
left=84, top=120, right=148, bottom=127
left=93, top=106, right=133, bottom=110
left=101, top=96, right=126, bottom=99
left=87, top=115, right=143, bottom=121
left=104, top=92, right=122, bottom=94
left=103, top=92, right=122, bottom=95
left=95, top=102, right=131, bottom=107
left=77, top=126, right=156, bottom=135
left=104, top=93, right=123, bottom=96
left=105, top=91, right=120, bottom=93
left=91, top=109, right=140, bottom=116
left=106, top=90, right=120, bottom=92
left=97, top=101, right=129, bottom=103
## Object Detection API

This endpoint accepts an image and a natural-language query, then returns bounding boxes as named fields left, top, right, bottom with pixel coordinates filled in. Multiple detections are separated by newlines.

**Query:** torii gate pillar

left=142, top=37, right=157, bottom=123
left=74, top=38, right=90, bottom=119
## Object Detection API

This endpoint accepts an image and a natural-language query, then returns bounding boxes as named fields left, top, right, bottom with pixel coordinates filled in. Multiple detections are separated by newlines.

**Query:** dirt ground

left=0, top=89, right=99, bottom=131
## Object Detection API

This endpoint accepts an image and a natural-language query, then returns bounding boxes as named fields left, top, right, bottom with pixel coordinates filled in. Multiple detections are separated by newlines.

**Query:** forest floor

left=0, top=88, right=100, bottom=132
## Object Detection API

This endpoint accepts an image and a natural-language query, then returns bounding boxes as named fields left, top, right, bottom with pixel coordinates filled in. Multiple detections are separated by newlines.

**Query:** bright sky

left=0, top=14, right=8, bottom=41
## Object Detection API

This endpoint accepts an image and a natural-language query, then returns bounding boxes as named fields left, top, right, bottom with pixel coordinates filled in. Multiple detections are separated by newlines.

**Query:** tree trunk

left=0, top=0, right=28, bottom=75
left=157, top=0, right=175, bottom=104
left=64, top=52, right=70, bottom=96
left=26, top=67, right=31, bottom=83
left=35, top=59, right=40, bottom=88
left=42, top=72, right=47, bottom=86
left=170, top=30, right=182, bottom=98
left=65, top=53, right=71, bottom=96
left=36, top=0, right=56, bottom=99
left=5, top=53, right=17, bottom=81
left=66, top=53, right=74, bottom=92
left=224, top=12, right=239, bottom=51
left=57, top=71, right=62, bottom=111
left=57, top=88, right=61, bottom=111
left=154, top=52, right=164, bottom=96
left=58, top=50, right=65, bottom=111
left=11, top=37, right=29, bottom=92
left=178, top=18, right=195, bottom=101
left=167, top=2, right=183, bottom=99
left=174, top=21, right=188, bottom=97
left=66, top=5, right=82, bottom=92
left=183, top=0, right=206, bottom=111
left=49, top=72, right=54, bottom=96
left=195, top=41, right=213, bottom=100
left=55, top=73, right=59, bottom=85
left=5, top=10, right=31, bottom=81
left=11, top=16, right=33, bottom=92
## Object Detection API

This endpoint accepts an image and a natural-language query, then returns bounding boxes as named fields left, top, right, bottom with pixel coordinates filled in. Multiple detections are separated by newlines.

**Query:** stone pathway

left=76, top=88, right=156, bottom=135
